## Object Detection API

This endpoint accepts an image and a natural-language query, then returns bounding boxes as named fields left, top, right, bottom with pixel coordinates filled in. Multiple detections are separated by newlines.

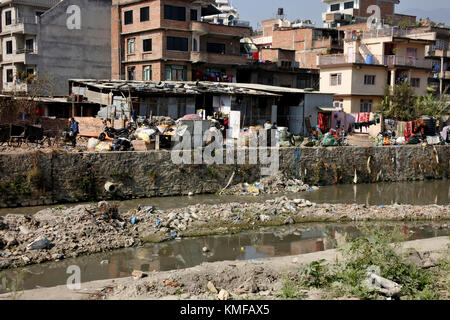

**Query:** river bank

left=0, top=197, right=449, bottom=270
left=1, top=236, right=448, bottom=300
left=1, top=145, right=449, bottom=208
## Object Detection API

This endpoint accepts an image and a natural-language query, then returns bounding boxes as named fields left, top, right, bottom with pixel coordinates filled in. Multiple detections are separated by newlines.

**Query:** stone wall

left=0, top=145, right=448, bottom=208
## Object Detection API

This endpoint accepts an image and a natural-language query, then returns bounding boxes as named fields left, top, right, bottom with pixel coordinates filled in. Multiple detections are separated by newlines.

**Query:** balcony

left=1, top=17, right=38, bottom=35
left=322, top=12, right=354, bottom=23
left=427, top=49, right=450, bottom=59
left=317, top=53, right=432, bottom=69
left=384, top=55, right=432, bottom=69
left=191, top=21, right=250, bottom=37
left=190, top=51, right=248, bottom=65
left=344, top=27, right=436, bottom=42
left=1, top=49, right=38, bottom=65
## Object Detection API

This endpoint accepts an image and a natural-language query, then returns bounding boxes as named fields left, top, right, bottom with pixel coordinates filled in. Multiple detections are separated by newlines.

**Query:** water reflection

left=0, top=221, right=447, bottom=294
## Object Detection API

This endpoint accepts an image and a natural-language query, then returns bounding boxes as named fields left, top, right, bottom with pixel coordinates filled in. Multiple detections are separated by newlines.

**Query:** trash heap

left=221, top=172, right=317, bottom=195
left=0, top=202, right=135, bottom=269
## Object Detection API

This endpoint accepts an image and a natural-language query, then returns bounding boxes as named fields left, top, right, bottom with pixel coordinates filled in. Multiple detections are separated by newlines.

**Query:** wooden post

left=155, top=134, right=160, bottom=151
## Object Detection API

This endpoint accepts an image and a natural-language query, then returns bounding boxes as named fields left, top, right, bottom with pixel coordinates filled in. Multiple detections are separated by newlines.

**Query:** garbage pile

left=301, top=128, right=347, bottom=148
left=221, top=172, right=317, bottom=195
left=0, top=202, right=135, bottom=269
left=375, top=117, right=449, bottom=146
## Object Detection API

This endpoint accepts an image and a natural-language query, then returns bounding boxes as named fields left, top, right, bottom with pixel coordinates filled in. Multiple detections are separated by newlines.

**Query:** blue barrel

left=366, top=55, right=373, bottom=64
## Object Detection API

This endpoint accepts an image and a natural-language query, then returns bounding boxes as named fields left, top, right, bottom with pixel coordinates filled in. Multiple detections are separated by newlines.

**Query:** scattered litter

left=164, top=280, right=182, bottom=288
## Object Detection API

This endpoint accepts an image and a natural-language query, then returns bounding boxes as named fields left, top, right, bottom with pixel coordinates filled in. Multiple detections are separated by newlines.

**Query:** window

left=127, top=38, right=135, bottom=54
left=6, top=69, right=13, bottom=82
left=334, top=99, right=344, bottom=109
left=411, top=78, right=420, bottom=88
left=143, top=39, right=152, bottom=52
left=127, top=67, right=135, bottom=80
left=25, top=39, right=34, bottom=52
left=364, top=75, right=376, bottom=85
left=143, top=65, right=152, bottom=81
left=5, top=11, right=12, bottom=25
left=360, top=99, right=373, bottom=112
left=167, top=36, right=188, bottom=51
left=140, top=6, right=149, bottom=22
left=124, top=10, right=133, bottom=25
left=26, top=68, right=34, bottom=76
left=344, top=2, right=354, bottom=9
left=281, top=61, right=292, bottom=68
left=165, top=65, right=186, bottom=81
left=190, top=9, right=198, bottom=21
left=330, top=4, right=340, bottom=11
left=330, top=73, right=342, bottom=86
left=35, top=11, right=44, bottom=17
left=164, top=5, right=186, bottom=21
left=206, top=42, right=225, bottom=54
left=6, top=41, right=13, bottom=54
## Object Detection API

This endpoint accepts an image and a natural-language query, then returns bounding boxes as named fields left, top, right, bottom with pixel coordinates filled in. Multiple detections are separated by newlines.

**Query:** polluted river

left=0, top=180, right=449, bottom=294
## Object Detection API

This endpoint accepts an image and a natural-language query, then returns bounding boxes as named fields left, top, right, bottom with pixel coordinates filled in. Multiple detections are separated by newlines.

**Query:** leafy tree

left=379, top=82, right=418, bottom=121
left=415, top=87, right=450, bottom=119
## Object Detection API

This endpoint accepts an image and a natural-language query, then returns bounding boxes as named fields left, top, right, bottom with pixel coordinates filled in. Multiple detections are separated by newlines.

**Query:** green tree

left=379, top=82, right=418, bottom=121
left=415, top=88, right=450, bottom=119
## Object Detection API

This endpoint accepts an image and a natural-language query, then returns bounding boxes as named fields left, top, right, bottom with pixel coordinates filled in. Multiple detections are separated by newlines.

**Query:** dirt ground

left=1, top=236, right=447, bottom=300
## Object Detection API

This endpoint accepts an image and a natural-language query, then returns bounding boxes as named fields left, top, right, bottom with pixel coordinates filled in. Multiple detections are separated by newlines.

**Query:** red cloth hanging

left=318, top=113, right=328, bottom=131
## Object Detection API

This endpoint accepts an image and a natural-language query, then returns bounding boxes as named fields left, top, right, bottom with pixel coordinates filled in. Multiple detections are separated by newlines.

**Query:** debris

left=364, top=273, right=402, bottom=297
left=164, top=280, right=182, bottom=288
left=218, top=289, right=230, bottom=300
left=131, top=217, right=140, bottom=225
left=100, top=260, right=109, bottom=265
left=260, top=215, right=271, bottom=222
left=27, top=237, right=52, bottom=250
left=207, top=281, right=218, bottom=294
left=202, top=246, right=210, bottom=253
left=284, top=217, right=295, bottom=225
left=132, top=270, right=147, bottom=279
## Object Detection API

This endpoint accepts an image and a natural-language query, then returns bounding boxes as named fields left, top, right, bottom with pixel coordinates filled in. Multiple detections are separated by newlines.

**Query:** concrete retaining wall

left=0, top=145, right=448, bottom=208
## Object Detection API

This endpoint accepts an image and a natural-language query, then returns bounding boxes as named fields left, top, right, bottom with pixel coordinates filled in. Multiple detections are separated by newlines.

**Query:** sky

left=231, top=0, right=450, bottom=29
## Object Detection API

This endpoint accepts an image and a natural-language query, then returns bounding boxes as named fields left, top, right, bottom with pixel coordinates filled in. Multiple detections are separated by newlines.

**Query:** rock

left=207, top=281, right=218, bottom=294
left=218, top=289, right=229, bottom=300
left=19, top=225, right=32, bottom=235
left=284, top=217, right=295, bottom=225
left=0, top=260, right=10, bottom=268
left=260, top=215, right=271, bottom=222
left=27, top=237, right=52, bottom=251
left=131, top=270, right=147, bottom=279
left=52, top=253, right=64, bottom=260
left=202, top=246, right=210, bottom=253
left=21, top=255, right=31, bottom=263
left=259, top=290, right=271, bottom=296
left=4, top=233, right=17, bottom=248
left=188, top=192, right=194, bottom=197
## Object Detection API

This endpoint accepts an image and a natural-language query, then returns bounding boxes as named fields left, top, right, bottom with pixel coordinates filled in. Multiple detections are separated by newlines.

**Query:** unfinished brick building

left=111, top=0, right=250, bottom=82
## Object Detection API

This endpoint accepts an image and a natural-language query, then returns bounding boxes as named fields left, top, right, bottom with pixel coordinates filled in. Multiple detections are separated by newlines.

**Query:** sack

left=87, top=138, right=100, bottom=150
left=322, top=136, right=338, bottom=147
left=95, top=141, right=111, bottom=152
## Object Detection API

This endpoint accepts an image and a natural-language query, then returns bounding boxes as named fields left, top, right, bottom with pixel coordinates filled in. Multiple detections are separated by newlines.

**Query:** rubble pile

left=0, top=198, right=448, bottom=270
left=222, top=172, right=317, bottom=195
left=0, top=202, right=135, bottom=269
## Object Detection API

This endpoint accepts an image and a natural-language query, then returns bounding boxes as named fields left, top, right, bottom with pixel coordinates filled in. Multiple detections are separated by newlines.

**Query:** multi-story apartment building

left=318, top=27, right=436, bottom=113
left=202, top=0, right=248, bottom=27
left=251, top=18, right=343, bottom=69
left=111, top=0, right=250, bottom=83
left=425, top=26, right=450, bottom=95
left=322, top=0, right=416, bottom=28
left=0, top=0, right=112, bottom=96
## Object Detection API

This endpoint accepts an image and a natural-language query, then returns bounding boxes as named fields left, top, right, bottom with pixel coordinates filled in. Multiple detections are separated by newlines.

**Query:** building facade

left=425, top=26, right=450, bottom=95
left=0, top=0, right=112, bottom=96
left=318, top=27, right=436, bottom=113
left=251, top=18, right=344, bottom=69
left=322, top=0, right=416, bottom=28
left=111, top=0, right=250, bottom=83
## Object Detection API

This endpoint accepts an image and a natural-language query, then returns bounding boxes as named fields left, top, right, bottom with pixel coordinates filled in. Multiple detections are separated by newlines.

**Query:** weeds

left=293, top=228, right=445, bottom=300
left=277, top=275, right=303, bottom=299
left=0, top=271, right=25, bottom=300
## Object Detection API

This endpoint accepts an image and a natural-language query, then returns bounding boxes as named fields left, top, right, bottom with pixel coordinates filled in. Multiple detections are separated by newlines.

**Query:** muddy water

left=1, top=180, right=449, bottom=217
left=0, top=221, right=448, bottom=294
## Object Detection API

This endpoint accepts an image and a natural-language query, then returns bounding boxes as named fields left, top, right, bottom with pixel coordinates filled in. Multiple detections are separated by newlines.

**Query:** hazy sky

left=232, top=0, right=450, bottom=28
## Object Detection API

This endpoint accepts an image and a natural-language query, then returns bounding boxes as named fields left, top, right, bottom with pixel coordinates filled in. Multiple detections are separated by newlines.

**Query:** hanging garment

left=318, top=113, right=329, bottom=132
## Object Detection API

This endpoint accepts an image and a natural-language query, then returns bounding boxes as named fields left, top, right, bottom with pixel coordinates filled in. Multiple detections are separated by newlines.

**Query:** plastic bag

left=95, top=141, right=111, bottom=152
left=322, top=136, right=338, bottom=147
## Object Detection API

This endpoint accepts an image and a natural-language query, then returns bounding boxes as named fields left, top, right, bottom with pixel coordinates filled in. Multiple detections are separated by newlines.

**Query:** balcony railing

left=15, top=48, right=35, bottom=54
left=345, top=27, right=436, bottom=42
left=384, top=55, right=432, bottom=69
left=318, top=53, right=432, bottom=69
left=9, top=16, right=39, bottom=26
